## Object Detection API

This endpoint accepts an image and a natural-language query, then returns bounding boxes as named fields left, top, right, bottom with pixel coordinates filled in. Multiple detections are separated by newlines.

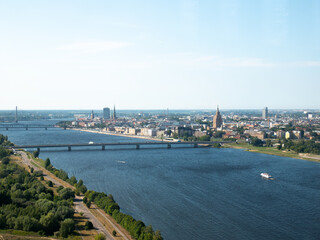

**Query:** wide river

left=1, top=121, right=319, bottom=240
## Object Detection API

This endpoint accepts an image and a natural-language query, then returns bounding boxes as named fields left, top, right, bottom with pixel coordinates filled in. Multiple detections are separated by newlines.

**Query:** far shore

left=69, top=128, right=320, bottom=163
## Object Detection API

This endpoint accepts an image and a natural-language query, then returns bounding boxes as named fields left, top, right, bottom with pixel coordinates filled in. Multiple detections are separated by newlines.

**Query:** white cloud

left=188, top=55, right=275, bottom=67
left=190, top=55, right=320, bottom=68
left=57, top=41, right=132, bottom=53
left=222, top=58, right=275, bottom=67
left=295, top=61, right=320, bottom=67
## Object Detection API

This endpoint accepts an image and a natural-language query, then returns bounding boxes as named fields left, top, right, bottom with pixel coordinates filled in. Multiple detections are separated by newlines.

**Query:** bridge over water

left=9, top=141, right=230, bottom=152
left=0, top=124, right=60, bottom=130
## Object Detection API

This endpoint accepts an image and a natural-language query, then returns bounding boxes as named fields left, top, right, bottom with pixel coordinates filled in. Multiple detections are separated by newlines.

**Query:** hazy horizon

left=0, top=108, right=319, bottom=112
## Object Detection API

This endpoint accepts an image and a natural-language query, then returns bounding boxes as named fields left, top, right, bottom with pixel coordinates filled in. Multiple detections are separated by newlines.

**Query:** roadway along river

left=1, top=120, right=320, bottom=240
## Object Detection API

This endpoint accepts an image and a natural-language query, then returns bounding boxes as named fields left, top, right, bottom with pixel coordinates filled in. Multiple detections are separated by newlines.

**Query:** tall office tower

left=90, top=110, right=94, bottom=120
left=113, top=105, right=116, bottom=120
left=213, top=106, right=223, bottom=129
left=103, top=107, right=110, bottom=119
left=262, top=107, right=268, bottom=119
left=15, top=106, right=18, bottom=123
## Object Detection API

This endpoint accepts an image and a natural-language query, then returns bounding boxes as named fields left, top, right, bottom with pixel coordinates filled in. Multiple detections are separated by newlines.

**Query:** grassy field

left=224, top=142, right=320, bottom=162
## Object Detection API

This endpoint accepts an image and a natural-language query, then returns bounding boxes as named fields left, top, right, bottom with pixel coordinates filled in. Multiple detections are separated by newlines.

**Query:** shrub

left=95, top=233, right=106, bottom=240
left=33, top=170, right=43, bottom=177
left=85, top=221, right=93, bottom=230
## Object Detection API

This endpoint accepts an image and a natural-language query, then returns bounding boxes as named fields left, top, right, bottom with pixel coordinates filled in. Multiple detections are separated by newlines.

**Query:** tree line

left=85, top=191, right=163, bottom=240
left=0, top=151, right=76, bottom=237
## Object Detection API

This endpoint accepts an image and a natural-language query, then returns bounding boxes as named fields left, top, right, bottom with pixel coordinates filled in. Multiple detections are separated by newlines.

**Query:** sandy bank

left=71, top=128, right=171, bottom=142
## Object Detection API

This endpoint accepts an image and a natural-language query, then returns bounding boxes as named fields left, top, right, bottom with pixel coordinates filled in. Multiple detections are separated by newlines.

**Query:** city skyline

left=0, top=0, right=319, bottom=110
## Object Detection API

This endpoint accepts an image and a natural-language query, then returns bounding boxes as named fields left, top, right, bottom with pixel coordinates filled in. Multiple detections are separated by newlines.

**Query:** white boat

left=88, top=141, right=94, bottom=144
left=260, top=173, right=272, bottom=179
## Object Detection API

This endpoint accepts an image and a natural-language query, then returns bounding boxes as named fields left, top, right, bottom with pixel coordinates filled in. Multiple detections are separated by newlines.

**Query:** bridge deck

left=11, top=141, right=229, bottom=149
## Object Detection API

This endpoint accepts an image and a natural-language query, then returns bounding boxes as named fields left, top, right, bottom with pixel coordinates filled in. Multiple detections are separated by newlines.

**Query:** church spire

left=213, top=105, right=222, bottom=129
left=91, top=110, right=94, bottom=120
left=113, top=105, right=116, bottom=120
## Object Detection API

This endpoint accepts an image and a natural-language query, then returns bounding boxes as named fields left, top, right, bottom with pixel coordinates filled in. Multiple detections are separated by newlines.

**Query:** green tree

left=44, top=158, right=51, bottom=169
left=33, top=151, right=39, bottom=158
left=59, top=218, right=75, bottom=238
left=251, top=137, right=263, bottom=147
left=40, top=212, right=59, bottom=234
left=213, top=143, right=221, bottom=148
left=68, top=176, right=77, bottom=185
left=172, top=132, right=178, bottom=139
left=54, top=206, right=74, bottom=220
left=78, top=185, right=87, bottom=194
left=47, top=181, right=53, bottom=187
left=58, top=188, right=74, bottom=200
left=199, top=135, right=211, bottom=141
left=265, top=140, right=272, bottom=147
left=0, top=214, right=6, bottom=228
left=1, top=157, right=10, bottom=164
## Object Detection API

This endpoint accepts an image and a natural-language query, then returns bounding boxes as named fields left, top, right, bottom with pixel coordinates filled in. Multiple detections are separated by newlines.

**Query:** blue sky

left=0, top=0, right=319, bottom=110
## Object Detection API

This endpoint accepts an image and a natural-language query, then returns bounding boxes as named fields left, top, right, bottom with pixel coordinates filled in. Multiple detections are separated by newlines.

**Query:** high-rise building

left=213, top=106, right=223, bottom=129
left=103, top=107, right=110, bottom=119
left=262, top=107, right=268, bottom=119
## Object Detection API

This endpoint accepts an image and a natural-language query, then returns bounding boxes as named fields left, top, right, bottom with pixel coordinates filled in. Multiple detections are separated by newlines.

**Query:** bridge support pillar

left=64, top=127, right=67, bottom=130
left=102, top=146, right=105, bottom=150
left=6, top=128, right=8, bottom=131
left=37, top=147, right=40, bottom=152
left=136, top=144, right=140, bottom=149
left=26, top=128, right=28, bottom=130
left=68, top=146, right=71, bottom=151
left=194, top=144, right=198, bottom=148
left=45, top=127, right=47, bottom=130
left=167, top=144, right=171, bottom=148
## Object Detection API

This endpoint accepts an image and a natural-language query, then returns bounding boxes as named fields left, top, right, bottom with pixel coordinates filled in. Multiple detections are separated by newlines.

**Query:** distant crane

left=15, top=106, right=18, bottom=123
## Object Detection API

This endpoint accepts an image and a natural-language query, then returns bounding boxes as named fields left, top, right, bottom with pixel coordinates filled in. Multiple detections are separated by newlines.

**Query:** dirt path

left=17, top=151, right=116, bottom=240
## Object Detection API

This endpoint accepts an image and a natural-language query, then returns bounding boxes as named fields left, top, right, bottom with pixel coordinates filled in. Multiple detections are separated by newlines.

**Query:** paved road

left=18, top=151, right=114, bottom=240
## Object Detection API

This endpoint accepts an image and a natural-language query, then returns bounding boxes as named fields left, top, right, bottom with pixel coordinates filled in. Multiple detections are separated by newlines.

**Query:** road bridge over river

left=0, top=124, right=58, bottom=130
left=9, top=141, right=230, bottom=152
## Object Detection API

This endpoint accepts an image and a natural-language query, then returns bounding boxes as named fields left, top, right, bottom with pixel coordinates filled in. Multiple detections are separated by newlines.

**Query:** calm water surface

left=1, top=121, right=319, bottom=240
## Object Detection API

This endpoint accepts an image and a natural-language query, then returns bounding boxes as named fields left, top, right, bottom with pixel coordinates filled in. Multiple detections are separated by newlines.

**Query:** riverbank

left=225, top=142, right=320, bottom=163
left=13, top=150, right=132, bottom=240
left=71, top=128, right=320, bottom=163
left=71, top=128, right=167, bottom=142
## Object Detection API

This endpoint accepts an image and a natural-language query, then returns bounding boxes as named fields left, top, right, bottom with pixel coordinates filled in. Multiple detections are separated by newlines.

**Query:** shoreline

left=225, top=143, right=320, bottom=163
left=69, top=128, right=320, bottom=163
left=71, top=128, right=169, bottom=142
